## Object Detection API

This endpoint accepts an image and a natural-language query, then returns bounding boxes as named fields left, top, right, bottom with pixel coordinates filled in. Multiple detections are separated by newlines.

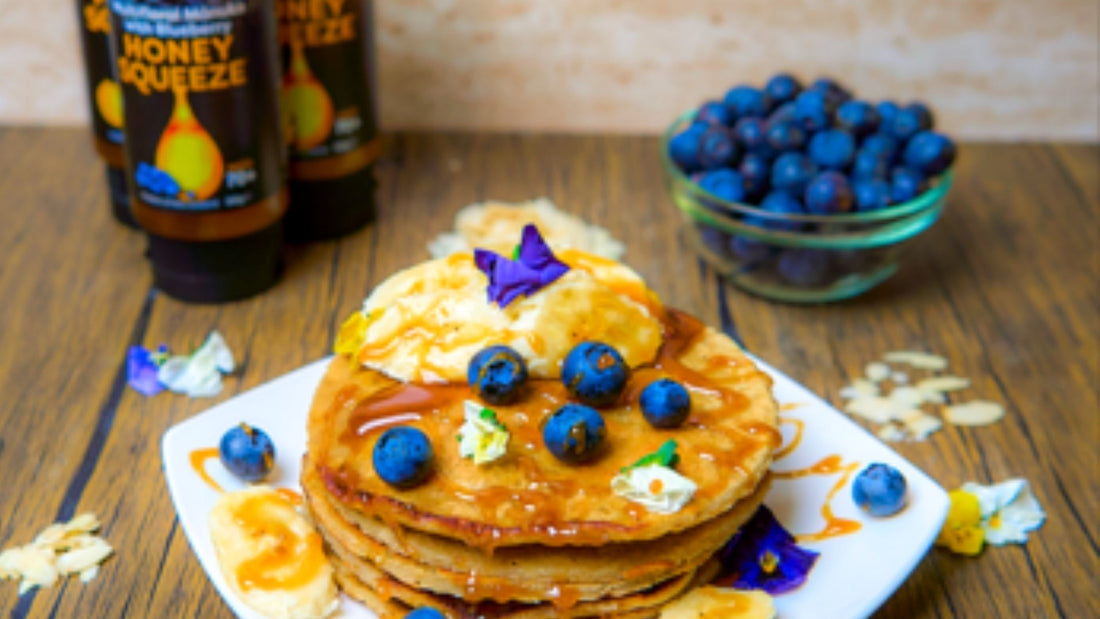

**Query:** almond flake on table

left=891, top=371, right=910, bottom=384
left=0, top=513, right=112, bottom=593
left=845, top=396, right=900, bottom=424
left=917, top=375, right=972, bottom=392
left=839, top=378, right=879, bottom=400
left=901, top=409, right=944, bottom=440
left=864, top=361, right=892, bottom=382
left=883, top=350, right=950, bottom=371
left=943, top=400, right=1006, bottom=426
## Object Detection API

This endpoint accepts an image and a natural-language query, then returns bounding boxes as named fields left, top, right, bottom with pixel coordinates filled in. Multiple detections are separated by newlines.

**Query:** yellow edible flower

left=334, top=312, right=368, bottom=357
left=935, top=489, right=985, bottom=555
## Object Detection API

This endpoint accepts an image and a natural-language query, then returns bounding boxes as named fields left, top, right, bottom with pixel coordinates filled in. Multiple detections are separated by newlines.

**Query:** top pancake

left=308, top=250, right=778, bottom=550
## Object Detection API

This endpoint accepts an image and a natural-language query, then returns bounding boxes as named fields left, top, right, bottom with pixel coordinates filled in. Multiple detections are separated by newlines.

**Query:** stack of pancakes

left=302, top=251, right=779, bottom=618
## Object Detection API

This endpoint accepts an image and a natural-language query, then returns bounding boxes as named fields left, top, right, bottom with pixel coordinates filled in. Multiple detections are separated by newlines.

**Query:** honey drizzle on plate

left=773, top=454, right=863, bottom=542
left=189, top=447, right=225, bottom=493
left=774, top=417, right=805, bottom=460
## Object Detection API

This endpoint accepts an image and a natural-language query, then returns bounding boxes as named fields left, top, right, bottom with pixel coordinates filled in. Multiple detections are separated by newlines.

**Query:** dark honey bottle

left=76, top=0, right=135, bottom=227
left=278, top=0, right=379, bottom=242
left=109, top=0, right=288, bottom=303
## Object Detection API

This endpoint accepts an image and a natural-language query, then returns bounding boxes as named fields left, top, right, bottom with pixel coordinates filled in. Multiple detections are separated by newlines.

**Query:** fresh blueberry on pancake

left=543, top=403, right=607, bottom=464
left=404, top=607, right=445, bottom=618
left=562, top=341, right=629, bottom=407
left=218, top=423, right=275, bottom=482
left=640, top=378, right=692, bottom=428
left=467, top=344, right=529, bottom=404
left=372, top=427, right=434, bottom=488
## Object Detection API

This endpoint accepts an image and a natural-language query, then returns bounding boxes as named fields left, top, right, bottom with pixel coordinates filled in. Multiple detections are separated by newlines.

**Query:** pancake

left=302, top=245, right=779, bottom=615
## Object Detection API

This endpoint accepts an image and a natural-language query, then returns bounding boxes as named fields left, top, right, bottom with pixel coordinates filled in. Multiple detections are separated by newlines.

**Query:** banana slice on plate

left=660, top=586, right=776, bottom=619
left=209, top=486, right=338, bottom=619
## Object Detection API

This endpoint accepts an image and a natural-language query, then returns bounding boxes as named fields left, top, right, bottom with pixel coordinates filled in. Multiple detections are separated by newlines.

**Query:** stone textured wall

left=2, top=0, right=1097, bottom=140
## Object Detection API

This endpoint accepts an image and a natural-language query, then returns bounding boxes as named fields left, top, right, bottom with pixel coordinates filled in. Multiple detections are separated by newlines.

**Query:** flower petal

left=963, top=479, right=1045, bottom=545
left=126, top=346, right=165, bottom=396
left=156, top=331, right=236, bottom=398
left=715, top=505, right=819, bottom=594
left=517, top=224, right=569, bottom=285
left=611, top=464, right=697, bottom=514
left=457, top=401, right=509, bottom=465
left=474, top=225, right=570, bottom=308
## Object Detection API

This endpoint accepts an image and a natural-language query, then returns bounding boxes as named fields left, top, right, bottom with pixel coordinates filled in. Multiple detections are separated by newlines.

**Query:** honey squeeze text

left=118, top=33, right=246, bottom=95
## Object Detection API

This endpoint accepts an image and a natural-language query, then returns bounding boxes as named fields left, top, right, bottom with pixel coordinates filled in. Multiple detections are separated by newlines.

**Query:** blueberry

left=810, top=76, right=852, bottom=104
left=561, top=341, right=629, bottom=407
left=777, top=249, right=832, bottom=287
left=738, top=153, right=771, bottom=202
left=405, top=609, right=446, bottom=619
left=770, top=152, right=818, bottom=197
left=733, top=117, right=771, bottom=156
left=697, top=168, right=745, bottom=204
left=698, top=226, right=731, bottom=258
left=748, top=191, right=804, bottom=231
left=804, top=171, right=854, bottom=215
left=835, top=100, right=880, bottom=138
left=903, top=131, right=957, bottom=176
left=640, top=379, right=691, bottom=428
left=889, top=108, right=927, bottom=143
left=723, top=85, right=772, bottom=119
left=764, top=73, right=802, bottom=104
left=852, top=463, right=908, bottom=517
left=852, top=178, right=893, bottom=212
left=890, top=167, right=925, bottom=203
left=767, top=101, right=798, bottom=126
left=807, top=129, right=856, bottom=170
left=765, top=120, right=807, bottom=154
left=793, top=90, right=835, bottom=132
left=697, top=126, right=740, bottom=170
left=904, top=102, right=935, bottom=131
left=876, top=101, right=900, bottom=129
left=860, top=133, right=900, bottom=162
left=695, top=100, right=733, bottom=126
left=668, top=124, right=706, bottom=171
left=467, top=345, right=528, bottom=405
left=219, top=423, right=275, bottom=482
left=851, top=149, right=889, bottom=180
left=542, top=404, right=606, bottom=463
left=372, top=426, right=434, bottom=488
left=729, top=235, right=773, bottom=262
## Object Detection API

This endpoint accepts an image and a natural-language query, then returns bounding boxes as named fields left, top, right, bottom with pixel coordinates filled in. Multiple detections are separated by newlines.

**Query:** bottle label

left=278, top=0, right=379, bottom=180
left=111, top=0, right=286, bottom=212
left=78, top=0, right=125, bottom=164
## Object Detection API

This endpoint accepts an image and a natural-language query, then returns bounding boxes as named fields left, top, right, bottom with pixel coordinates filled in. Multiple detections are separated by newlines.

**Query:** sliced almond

left=32, top=524, right=66, bottom=549
left=891, top=371, right=910, bottom=385
left=864, top=361, right=891, bottom=382
left=56, top=541, right=113, bottom=575
left=943, top=400, right=1005, bottom=426
left=917, top=376, right=972, bottom=392
left=889, top=386, right=928, bottom=408
left=876, top=424, right=907, bottom=442
left=884, top=351, right=949, bottom=371
left=839, top=378, right=879, bottom=400
left=0, top=548, right=22, bottom=579
left=902, top=410, right=944, bottom=440
left=78, top=565, right=100, bottom=583
left=64, top=513, right=101, bottom=535
left=16, top=546, right=59, bottom=588
left=845, top=396, right=901, bottom=423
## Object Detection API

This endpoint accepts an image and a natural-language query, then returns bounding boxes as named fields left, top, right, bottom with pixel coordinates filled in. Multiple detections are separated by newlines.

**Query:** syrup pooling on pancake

left=335, top=252, right=664, bottom=383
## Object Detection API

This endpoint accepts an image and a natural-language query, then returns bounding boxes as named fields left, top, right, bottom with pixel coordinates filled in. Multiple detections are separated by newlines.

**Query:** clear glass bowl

left=660, top=110, right=952, bottom=303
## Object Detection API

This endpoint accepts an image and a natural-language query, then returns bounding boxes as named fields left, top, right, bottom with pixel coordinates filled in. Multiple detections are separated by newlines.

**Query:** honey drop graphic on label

left=283, top=41, right=334, bottom=152
left=94, top=78, right=124, bottom=129
left=155, top=88, right=225, bottom=201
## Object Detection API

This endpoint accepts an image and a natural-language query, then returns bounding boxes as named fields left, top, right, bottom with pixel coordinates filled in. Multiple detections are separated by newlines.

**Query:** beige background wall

left=1, top=0, right=1097, bottom=140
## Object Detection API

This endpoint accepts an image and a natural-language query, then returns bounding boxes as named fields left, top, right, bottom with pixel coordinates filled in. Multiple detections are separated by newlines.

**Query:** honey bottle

left=109, top=0, right=288, bottom=303
left=76, top=0, right=134, bottom=227
left=278, top=0, right=379, bottom=242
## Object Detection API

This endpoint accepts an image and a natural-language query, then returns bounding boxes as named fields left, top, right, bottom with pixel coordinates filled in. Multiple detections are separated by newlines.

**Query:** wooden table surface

left=0, top=127, right=1095, bottom=618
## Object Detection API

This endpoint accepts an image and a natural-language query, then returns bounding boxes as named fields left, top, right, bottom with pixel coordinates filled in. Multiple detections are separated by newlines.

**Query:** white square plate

left=163, top=355, right=948, bottom=619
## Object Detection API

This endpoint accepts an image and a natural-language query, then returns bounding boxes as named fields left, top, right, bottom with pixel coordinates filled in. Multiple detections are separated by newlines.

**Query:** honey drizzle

left=774, top=417, right=805, bottom=460
left=231, top=491, right=327, bottom=591
left=189, top=447, right=225, bottom=493
left=773, top=454, right=863, bottom=542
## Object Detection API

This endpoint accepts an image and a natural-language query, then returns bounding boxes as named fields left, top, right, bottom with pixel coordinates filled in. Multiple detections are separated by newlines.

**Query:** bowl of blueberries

left=662, top=73, right=957, bottom=303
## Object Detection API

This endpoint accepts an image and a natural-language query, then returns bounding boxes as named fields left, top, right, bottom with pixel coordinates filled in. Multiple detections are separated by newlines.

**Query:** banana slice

left=660, top=586, right=776, bottom=619
left=209, top=486, right=338, bottom=619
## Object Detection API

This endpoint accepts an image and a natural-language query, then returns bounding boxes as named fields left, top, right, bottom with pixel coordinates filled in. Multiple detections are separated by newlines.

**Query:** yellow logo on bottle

left=155, top=88, right=224, bottom=201
left=283, top=41, right=334, bottom=152
left=94, top=78, right=124, bottom=129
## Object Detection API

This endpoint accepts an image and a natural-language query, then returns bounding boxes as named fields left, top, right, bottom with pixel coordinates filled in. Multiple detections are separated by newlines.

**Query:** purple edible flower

left=714, top=505, right=820, bottom=594
left=127, top=345, right=165, bottom=396
left=474, top=224, right=569, bottom=308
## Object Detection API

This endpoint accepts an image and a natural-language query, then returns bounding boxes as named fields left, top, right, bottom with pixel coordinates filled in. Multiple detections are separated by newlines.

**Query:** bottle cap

left=146, top=222, right=283, bottom=304
left=105, top=166, right=138, bottom=229
left=284, top=165, right=376, bottom=243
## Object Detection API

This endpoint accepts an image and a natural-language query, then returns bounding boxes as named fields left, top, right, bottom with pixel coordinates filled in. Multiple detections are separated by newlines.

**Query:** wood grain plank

left=0, top=128, right=151, bottom=618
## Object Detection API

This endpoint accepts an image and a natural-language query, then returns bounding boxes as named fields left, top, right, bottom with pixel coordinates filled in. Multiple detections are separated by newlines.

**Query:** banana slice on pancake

left=209, top=486, right=339, bottom=619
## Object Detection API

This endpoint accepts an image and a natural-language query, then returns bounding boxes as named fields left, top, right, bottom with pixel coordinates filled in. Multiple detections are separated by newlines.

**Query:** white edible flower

left=611, top=464, right=697, bottom=514
left=457, top=401, right=509, bottom=465
left=157, top=331, right=235, bottom=398
left=961, top=479, right=1045, bottom=545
